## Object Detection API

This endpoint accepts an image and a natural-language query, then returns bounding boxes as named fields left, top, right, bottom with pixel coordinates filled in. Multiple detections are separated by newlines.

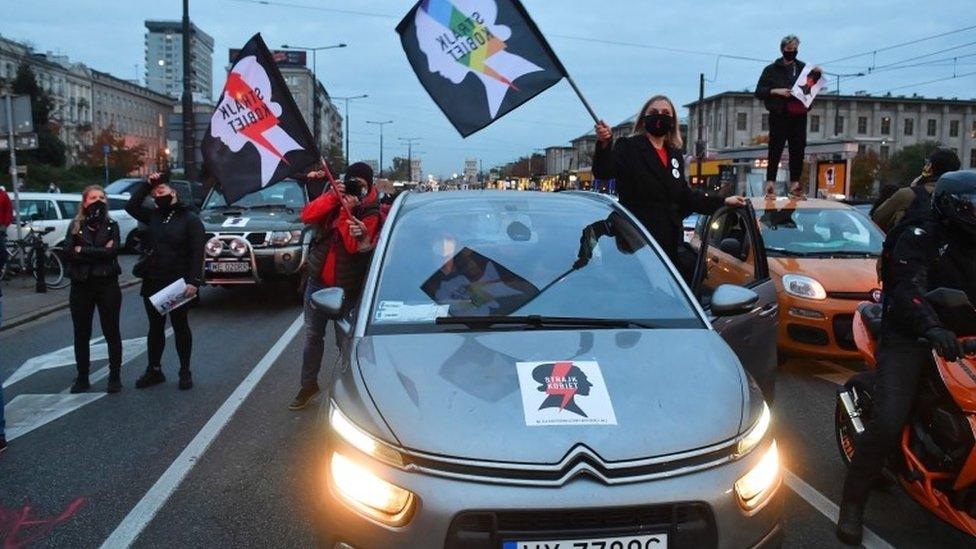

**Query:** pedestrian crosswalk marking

left=4, top=393, right=106, bottom=441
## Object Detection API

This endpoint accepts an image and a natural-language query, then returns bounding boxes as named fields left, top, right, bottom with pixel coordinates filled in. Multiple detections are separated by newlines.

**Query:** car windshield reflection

left=757, top=207, right=882, bottom=257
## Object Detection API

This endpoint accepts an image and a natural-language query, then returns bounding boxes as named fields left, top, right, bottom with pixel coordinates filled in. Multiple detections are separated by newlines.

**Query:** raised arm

left=125, top=180, right=154, bottom=224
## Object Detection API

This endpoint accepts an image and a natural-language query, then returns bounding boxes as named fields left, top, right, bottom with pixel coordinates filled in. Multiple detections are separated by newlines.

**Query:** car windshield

left=757, top=206, right=883, bottom=256
left=204, top=180, right=306, bottom=209
left=368, top=195, right=703, bottom=334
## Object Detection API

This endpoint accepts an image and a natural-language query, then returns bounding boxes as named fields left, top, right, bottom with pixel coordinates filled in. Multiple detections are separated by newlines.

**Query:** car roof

left=11, top=192, right=82, bottom=201
left=399, top=189, right=619, bottom=209
left=748, top=197, right=854, bottom=211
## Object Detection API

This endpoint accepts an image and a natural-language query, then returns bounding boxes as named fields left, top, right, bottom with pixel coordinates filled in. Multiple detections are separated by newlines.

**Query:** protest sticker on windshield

left=222, top=217, right=250, bottom=228
left=516, top=361, right=617, bottom=426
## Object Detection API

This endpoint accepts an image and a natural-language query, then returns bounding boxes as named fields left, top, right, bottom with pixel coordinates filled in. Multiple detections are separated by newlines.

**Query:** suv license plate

left=503, top=533, right=667, bottom=549
left=207, top=261, right=251, bottom=273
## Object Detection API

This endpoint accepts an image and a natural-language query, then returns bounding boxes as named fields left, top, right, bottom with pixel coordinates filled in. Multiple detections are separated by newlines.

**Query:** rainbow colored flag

left=397, top=0, right=566, bottom=137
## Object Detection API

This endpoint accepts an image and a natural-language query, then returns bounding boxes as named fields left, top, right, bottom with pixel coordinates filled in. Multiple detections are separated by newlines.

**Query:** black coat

left=754, top=58, right=806, bottom=114
left=126, top=182, right=206, bottom=293
left=64, top=218, right=121, bottom=282
left=592, top=135, right=724, bottom=262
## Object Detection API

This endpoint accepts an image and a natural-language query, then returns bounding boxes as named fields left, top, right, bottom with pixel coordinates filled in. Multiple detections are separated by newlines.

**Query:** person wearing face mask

left=592, top=94, right=745, bottom=279
left=125, top=172, right=206, bottom=390
left=64, top=186, right=124, bottom=393
left=755, top=34, right=817, bottom=198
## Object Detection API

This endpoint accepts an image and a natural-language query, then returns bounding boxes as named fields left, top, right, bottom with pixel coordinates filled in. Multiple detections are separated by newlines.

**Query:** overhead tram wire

left=818, top=23, right=976, bottom=65
left=226, top=0, right=396, bottom=19
left=883, top=70, right=976, bottom=93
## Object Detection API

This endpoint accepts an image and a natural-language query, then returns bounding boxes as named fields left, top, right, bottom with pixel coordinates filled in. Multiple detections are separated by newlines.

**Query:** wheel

left=835, top=372, right=875, bottom=467
left=41, top=248, right=69, bottom=289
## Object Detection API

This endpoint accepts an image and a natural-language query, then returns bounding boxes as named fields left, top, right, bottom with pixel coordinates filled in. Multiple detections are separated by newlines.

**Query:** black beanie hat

left=345, top=162, right=374, bottom=186
left=928, top=148, right=961, bottom=178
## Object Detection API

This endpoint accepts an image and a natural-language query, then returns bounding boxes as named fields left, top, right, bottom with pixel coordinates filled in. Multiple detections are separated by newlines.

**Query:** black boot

left=135, top=367, right=166, bottom=389
left=836, top=493, right=865, bottom=546
left=106, top=370, right=122, bottom=393
left=70, top=374, right=91, bottom=394
left=178, top=369, right=193, bottom=390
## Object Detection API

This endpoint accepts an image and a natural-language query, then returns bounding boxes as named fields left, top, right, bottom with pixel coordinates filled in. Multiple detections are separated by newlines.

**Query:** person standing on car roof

left=64, top=186, right=124, bottom=394
left=125, top=172, right=206, bottom=391
left=837, top=170, right=976, bottom=545
left=592, top=94, right=745, bottom=281
left=871, top=148, right=961, bottom=232
left=289, top=162, right=382, bottom=411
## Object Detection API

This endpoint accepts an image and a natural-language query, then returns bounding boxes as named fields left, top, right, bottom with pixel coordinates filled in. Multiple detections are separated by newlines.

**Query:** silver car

left=311, top=191, right=782, bottom=548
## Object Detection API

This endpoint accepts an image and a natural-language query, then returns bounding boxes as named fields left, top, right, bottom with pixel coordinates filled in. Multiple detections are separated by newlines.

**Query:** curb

left=0, top=278, right=141, bottom=332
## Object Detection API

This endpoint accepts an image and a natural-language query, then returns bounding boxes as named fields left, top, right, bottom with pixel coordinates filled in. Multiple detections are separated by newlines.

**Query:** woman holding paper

left=64, top=186, right=123, bottom=394
left=592, top=94, right=745, bottom=281
left=125, top=172, right=206, bottom=391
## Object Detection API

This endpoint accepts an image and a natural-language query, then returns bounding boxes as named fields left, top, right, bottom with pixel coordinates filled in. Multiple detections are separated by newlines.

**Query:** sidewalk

left=1, top=255, right=140, bottom=331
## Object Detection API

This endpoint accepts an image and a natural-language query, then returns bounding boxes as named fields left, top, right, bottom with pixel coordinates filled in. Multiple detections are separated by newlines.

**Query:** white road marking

left=4, top=336, right=103, bottom=388
left=785, top=469, right=895, bottom=549
left=4, top=393, right=106, bottom=441
left=99, top=314, right=304, bottom=549
left=60, top=329, right=174, bottom=393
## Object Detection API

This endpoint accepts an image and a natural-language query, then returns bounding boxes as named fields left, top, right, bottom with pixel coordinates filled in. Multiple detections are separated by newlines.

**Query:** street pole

left=366, top=120, right=392, bottom=178
left=333, top=94, right=367, bottom=165
left=103, top=144, right=109, bottom=186
left=5, top=93, right=24, bottom=268
left=181, top=0, right=196, bottom=180
left=696, top=72, right=705, bottom=191
left=281, top=44, right=347, bottom=156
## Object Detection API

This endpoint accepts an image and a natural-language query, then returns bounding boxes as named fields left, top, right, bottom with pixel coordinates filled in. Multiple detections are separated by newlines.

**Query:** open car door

left=692, top=202, right=779, bottom=402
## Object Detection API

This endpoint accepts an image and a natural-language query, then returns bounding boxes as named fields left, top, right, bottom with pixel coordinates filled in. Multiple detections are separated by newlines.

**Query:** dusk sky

left=5, top=0, right=975, bottom=177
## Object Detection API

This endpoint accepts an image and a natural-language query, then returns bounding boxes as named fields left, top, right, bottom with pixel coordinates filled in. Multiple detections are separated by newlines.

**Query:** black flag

left=201, top=34, right=319, bottom=204
left=396, top=0, right=567, bottom=137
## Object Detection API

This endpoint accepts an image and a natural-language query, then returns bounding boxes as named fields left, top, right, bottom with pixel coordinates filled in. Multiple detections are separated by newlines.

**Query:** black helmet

left=932, top=170, right=976, bottom=242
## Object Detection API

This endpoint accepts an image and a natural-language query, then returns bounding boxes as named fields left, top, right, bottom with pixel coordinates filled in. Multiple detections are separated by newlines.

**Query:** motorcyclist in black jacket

left=837, top=170, right=976, bottom=545
left=125, top=172, right=206, bottom=390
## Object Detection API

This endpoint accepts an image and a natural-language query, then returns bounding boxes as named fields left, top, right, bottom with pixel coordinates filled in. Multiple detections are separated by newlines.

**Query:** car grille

left=204, top=231, right=268, bottom=248
left=833, top=314, right=856, bottom=350
left=787, top=323, right=829, bottom=346
left=445, top=503, right=717, bottom=549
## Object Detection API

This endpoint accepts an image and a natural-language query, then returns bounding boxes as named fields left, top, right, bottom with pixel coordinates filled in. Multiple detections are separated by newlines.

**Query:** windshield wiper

left=247, top=203, right=292, bottom=210
left=435, top=315, right=656, bottom=329
left=766, top=247, right=809, bottom=257
left=802, top=250, right=879, bottom=258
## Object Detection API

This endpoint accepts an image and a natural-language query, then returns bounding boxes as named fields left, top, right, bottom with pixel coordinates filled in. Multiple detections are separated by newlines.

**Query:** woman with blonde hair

left=65, top=185, right=123, bottom=393
left=593, top=94, right=745, bottom=277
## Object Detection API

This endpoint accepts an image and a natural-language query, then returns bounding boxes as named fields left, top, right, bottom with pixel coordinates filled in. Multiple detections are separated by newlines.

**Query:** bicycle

left=1, top=224, right=69, bottom=289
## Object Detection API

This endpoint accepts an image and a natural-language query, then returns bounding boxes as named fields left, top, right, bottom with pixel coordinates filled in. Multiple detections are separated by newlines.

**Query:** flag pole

left=318, top=157, right=353, bottom=216
left=564, top=73, right=599, bottom=124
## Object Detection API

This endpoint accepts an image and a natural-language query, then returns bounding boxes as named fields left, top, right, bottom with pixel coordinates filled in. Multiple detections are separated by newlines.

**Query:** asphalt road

left=1, top=284, right=974, bottom=548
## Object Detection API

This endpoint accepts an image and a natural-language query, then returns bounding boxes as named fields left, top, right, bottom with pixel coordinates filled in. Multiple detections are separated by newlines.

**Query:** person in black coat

left=65, top=186, right=123, bottom=394
left=592, top=94, right=745, bottom=279
left=125, top=172, right=206, bottom=390
left=754, top=35, right=820, bottom=198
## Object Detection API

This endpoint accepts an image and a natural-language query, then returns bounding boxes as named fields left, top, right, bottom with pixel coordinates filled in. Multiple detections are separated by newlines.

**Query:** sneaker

left=135, top=368, right=166, bottom=389
left=69, top=376, right=91, bottom=394
left=106, top=375, right=122, bottom=394
left=178, top=370, right=193, bottom=391
left=288, top=386, right=320, bottom=411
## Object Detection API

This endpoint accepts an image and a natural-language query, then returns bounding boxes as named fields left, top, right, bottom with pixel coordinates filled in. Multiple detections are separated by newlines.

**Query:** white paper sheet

left=790, top=65, right=828, bottom=109
left=148, top=278, right=194, bottom=315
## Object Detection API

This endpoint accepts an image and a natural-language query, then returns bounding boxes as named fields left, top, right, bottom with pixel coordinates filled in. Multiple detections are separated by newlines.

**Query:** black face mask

left=85, top=200, right=107, bottom=223
left=154, top=194, right=174, bottom=209
left=643, top=113, right=673, bottom=137
left=783, top=50, right=798, bottom=61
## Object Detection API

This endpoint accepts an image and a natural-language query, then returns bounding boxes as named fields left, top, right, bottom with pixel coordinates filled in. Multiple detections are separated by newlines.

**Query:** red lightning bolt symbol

left=547, top=361, right=577, bottom=411
left=222, top=71, right=291, bottom=165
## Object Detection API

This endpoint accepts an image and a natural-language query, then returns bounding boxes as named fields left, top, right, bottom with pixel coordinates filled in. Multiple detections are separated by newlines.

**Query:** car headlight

left=736, top=401, right=771, bottom=457
left=734, top=440, right=781, bottom=511
left=268, top=230, right=301, bottom=246
left=330, top=403, right=404, bottom=467
left=205, top=237, right=223, bottom=257
left=330, top=452, right=415, bottom=525
left=228, top=237, right=249, bottom=257
left=782, top=274, right=827, bottom=300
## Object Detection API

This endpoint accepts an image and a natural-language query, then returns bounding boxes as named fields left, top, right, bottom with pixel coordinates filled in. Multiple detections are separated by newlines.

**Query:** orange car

left=694, top=197, right=883, bottom=361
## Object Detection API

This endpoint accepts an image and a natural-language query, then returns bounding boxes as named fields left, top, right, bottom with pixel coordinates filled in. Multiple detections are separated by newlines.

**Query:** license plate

left=503, top=534, right=667, bottom=549
left=206, top=261, right=251, bottom=273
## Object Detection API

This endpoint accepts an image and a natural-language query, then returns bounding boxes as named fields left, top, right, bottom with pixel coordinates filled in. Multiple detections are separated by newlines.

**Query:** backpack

left=305, top=203, right=381, bottom=282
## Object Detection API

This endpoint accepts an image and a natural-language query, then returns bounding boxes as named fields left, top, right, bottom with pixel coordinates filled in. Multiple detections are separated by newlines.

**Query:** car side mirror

left=311, top=287, right=345, bottom=319
left=711, top=284, right=759, bottom=316
left=719, top=237, right=742, bottom=257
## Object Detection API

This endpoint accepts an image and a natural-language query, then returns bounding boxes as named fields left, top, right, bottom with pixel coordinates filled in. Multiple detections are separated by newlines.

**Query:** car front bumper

left=204, top=244, right=304, bottom=285
left=313, top=439, right=783, bottom=549
left=776, top=295, right=866, bottom=360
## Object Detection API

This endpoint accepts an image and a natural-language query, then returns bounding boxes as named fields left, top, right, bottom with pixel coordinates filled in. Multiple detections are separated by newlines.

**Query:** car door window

left=18, top=200, right=59, bottom=221
left=699, top=210, right=758, bottom=297
left=58, top=200, right=79, bottom=219
left=108, top=198, right=127, bottom=211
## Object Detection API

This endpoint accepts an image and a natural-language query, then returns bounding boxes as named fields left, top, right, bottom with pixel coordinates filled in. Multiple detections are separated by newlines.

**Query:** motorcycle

left=835, top=288, right=976, bottom=536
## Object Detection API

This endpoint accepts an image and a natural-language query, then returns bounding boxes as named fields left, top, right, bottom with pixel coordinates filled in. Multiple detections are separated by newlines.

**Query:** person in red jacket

left=290, top=162, right=382, bottom=410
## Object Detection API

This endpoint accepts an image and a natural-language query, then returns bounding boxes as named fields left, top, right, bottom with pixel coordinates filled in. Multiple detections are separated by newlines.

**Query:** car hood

left=768, top=257, right=879, bottom=292
left=355, top=329, right=747, bottom=463
left=200, top=207, right=302, bottom=231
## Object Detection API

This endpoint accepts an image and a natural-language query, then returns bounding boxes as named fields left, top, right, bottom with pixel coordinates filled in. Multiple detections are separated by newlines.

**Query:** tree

left=323, top=143, right=347, bottom=175
left=80, top=127, right=147, bottom=175
left=388, top=156, right=410, bottom=181
left=850, top=150, right=881, bottom=199
left=10, top=62, right=66, bottom=167
left=881, top=141, right=940, bottom=187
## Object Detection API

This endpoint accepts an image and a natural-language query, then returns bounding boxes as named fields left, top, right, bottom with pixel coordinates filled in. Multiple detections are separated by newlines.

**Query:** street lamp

left=280, top=43, right=347, bottom=151
left=366, top=120, right=393, bottom=178
left=332, top=94, right=368, bottom=164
